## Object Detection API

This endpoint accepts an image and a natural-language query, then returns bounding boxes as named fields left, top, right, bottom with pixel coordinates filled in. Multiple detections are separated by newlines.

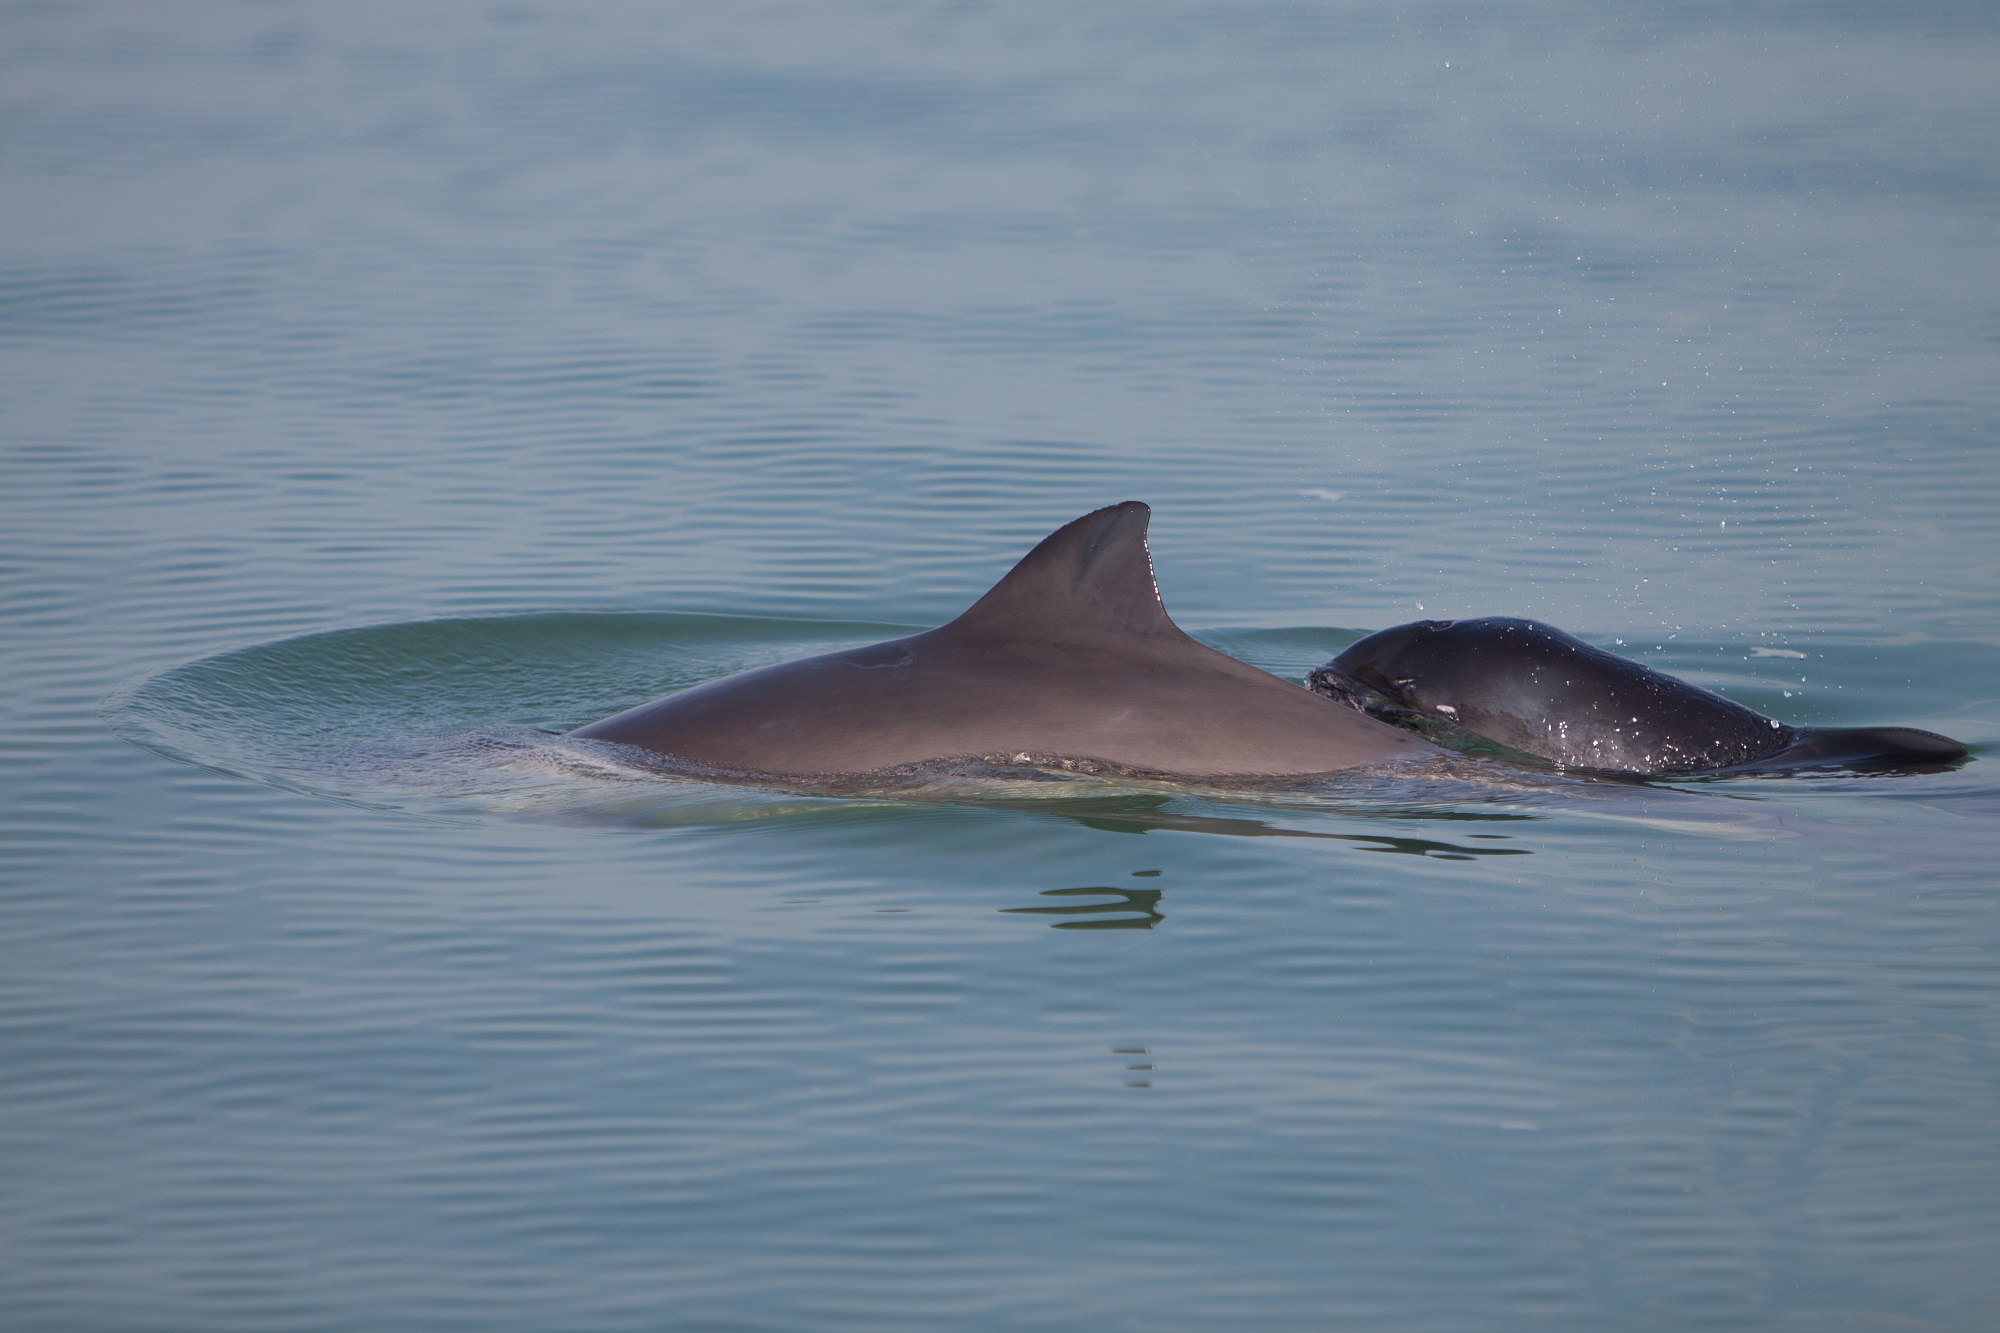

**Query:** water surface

left=5, top=2, right=1999, bottom=1329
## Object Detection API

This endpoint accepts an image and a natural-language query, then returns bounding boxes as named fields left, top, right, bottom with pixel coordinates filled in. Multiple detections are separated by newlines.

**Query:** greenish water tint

left=6, top=2, right=2000, bottom=1330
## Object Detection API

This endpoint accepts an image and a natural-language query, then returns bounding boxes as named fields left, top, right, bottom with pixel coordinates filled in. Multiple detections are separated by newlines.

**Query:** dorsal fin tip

left=943, top=501, right=1180, bottom=643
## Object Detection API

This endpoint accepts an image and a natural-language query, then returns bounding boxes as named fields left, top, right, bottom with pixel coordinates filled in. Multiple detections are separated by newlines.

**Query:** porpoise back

left=573, top=502, right=1437, bottom=779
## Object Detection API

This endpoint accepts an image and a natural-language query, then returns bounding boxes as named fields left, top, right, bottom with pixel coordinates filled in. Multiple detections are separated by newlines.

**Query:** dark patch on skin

left=842, top=643, right=915, bottom=669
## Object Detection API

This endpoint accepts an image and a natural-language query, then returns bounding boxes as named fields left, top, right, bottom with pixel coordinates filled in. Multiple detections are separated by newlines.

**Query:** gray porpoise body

left=572, top=502, right=1438, bottom=779
left=1309, top=616, right=1968, bottom=775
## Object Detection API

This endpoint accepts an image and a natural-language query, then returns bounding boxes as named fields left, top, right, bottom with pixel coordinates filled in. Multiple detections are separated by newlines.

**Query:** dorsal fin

left=940, top=501, right=1184, bottom=646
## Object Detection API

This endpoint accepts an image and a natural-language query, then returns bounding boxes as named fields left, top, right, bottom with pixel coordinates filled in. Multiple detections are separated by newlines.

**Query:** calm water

left=6, top=2, right=2000, bottom=1329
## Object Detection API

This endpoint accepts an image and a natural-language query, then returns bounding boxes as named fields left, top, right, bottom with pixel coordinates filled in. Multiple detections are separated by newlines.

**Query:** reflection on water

left=1114, top=1047, right=1154, bottom=1089
left=1003, top=882, right=1167, bottom=930
left=1053, top=798, right=1536, bottom=857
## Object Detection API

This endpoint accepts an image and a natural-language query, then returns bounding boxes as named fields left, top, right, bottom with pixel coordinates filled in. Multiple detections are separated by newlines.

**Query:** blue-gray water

left=5, top=3, right=1999, bottom=1329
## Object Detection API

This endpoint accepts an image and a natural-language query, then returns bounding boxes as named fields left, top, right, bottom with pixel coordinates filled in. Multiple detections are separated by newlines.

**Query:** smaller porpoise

left=1309, top=616, right=1968, bottom=776
left=574, top=502, right=1437, bottom=781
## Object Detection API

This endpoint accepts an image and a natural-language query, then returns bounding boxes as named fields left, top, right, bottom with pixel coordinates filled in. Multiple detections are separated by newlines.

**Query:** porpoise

left=1310, top=616, right=1968, bottom=775
left=573, top=502, right=1438, bottom=780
